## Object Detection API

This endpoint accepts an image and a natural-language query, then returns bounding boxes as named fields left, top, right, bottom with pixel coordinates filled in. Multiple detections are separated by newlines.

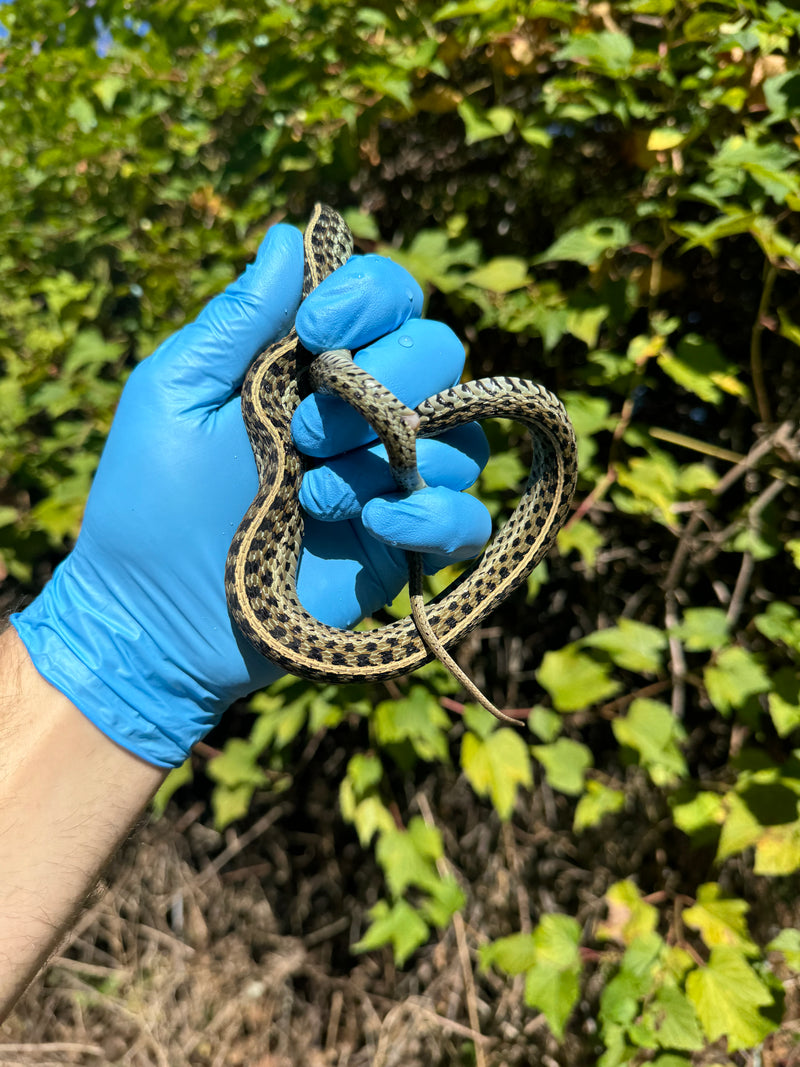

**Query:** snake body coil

left=225, top=205, right=578, bottom=695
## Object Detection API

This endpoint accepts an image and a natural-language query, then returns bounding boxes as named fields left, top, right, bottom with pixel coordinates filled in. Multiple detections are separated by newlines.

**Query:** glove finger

left=362, top=486, right=492, bottom=573
left=146, top=223, right=305, bottom=408
left=296, top=515, right=408, bottom=628
left=292, top=318, right=465, bottom=458
left=296, top=254, right=423, bottom=355
left=300, top=424, right=489, bottom=521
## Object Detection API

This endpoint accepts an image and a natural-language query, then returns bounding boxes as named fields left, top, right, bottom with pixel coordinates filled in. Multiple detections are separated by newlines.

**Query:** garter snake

left=225, top=204, right=578, bottom=722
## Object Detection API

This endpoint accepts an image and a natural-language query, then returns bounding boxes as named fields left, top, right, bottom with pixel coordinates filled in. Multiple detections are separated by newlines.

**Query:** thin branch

left=750, top=260, right=778, bottom=425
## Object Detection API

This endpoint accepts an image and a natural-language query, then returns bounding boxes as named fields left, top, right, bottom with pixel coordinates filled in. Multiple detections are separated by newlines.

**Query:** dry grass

left=2, top=759, right=800, bottom=1067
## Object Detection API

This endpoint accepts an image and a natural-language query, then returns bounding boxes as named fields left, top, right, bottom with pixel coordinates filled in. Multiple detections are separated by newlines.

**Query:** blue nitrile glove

left=12, top=224, right=491, bottom=769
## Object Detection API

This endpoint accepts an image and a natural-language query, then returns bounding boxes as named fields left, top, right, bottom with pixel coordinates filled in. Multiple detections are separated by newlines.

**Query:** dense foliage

left=2, top=0, right=800, bottom=1062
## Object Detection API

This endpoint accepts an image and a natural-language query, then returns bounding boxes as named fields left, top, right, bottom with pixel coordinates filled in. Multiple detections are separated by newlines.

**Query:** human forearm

left=0, top=628, right=164, bottom=1021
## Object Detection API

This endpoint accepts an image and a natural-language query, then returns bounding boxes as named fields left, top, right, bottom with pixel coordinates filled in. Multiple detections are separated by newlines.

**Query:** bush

left=2, top=1, right=800, bottom=1061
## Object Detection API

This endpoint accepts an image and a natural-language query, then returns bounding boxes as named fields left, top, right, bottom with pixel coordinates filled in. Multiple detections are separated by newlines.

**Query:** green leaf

left=581, top=619, right=668, bottom=674
left=466, top=256, right=530, bottom=292
left=353, top=899, right=430, bottom=966
left=523, top=915, right=583, bottom=1040
left=671, top=607, right=730, bottom=652
left=671, top=790, right=724, bottom=839
left=461, top=726, right=533, bottom=820
left=208, top=739, right=269, bottom=791
left=716, top=791, right=763, bottom=862
left=637, top=984, right=705, bottom=1051
left=768, top=669, right=800, bottom=737
left=647, top=127, right=686, bottom=151
left=375, top=816, right=443, bottom=898
left=527, top=705, right=563, bottom=742
left=536, top=645, right=622, bottom=712
left=67, top=95, right=98, bottom=133
left=755, top=601, right=800, bottom=654
left=574, top=780, right=625, bottom=832
left=457, top=100, right=516, bottom=144
left=480, top=932, right=538, bottom=976
left=535, top=218, right=630, bottom=267
left=754, top=820, right=800, bottom=876
left=612, top=699, right=688, bottom=786
left=658, top=334, right=747, bottom=405
left=768, top=928, right=800, bottom=971
left=480, top=449, right=528, bottom=492
left=151, top=758, right=193, bottom=819
left=211, top=783, right=259, bottom=830
left=555, top=31, right=635, bottom=78
left=710, top=134, right=800, bottom=204
left=373, top=686, right=451, bottom=762
left=532, top=737, right=593, bottom=796
left=557, top=520, right=604, bottom=568
left=704, top=647, right=771, bottom=717
left=93, top=75, right=127, bottom=111
left=685, top=947, right=775, bottom=1051
left=597, top=881, right=658, bottom=945
left=422, top=875, right=466, bottom=928
left=346, top=753, right=383, bottom=798
left=682, top=883, right=758, bottom=955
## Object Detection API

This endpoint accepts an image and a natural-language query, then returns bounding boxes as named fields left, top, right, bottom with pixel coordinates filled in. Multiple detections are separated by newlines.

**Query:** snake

left=225, top=203, right=578, bottom=723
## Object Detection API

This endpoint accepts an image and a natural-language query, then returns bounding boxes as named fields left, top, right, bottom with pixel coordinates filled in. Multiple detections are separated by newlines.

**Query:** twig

left=415, top=792, right=486, bottom=1067
left=0, top=1042, right=105, bottom=1056
left=195, top=804, right=289, bottom=886
left=751, top=261, right=777, bottom=425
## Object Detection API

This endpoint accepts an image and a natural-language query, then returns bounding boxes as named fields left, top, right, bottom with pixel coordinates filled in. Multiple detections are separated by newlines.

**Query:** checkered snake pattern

left=225, top=204, right=578, bottom=720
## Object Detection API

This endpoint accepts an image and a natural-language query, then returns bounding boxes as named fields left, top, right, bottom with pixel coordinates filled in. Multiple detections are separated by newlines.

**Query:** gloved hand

left=12, top=222, right=492, bottom=769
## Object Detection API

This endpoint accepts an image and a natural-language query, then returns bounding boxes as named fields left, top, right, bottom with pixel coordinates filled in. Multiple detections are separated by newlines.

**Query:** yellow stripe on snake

left=225, top=204, right=578, bottom=724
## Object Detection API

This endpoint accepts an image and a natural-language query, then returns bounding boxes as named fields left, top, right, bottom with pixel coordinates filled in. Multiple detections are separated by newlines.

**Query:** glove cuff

left=11, top=551, right=219, bottom=769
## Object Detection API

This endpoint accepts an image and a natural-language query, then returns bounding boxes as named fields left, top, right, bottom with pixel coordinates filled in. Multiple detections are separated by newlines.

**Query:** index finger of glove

left=146, top=223, right=305, bottom=408
left=296, top=254, right=423, bottom=354
left=292, top=319, right=465, bottom=458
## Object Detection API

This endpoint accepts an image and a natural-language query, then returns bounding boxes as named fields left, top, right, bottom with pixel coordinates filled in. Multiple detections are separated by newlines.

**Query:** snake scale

left=225, top=204, right=578, bottom=721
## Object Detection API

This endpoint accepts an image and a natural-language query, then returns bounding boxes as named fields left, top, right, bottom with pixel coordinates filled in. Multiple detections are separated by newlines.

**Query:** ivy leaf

left=555, top=31, right=635, bottom=78
left=208, top=739, right=269, bottom=790
left=636, top=984, right=705, bottom=1051
left=768, top=669, right=800, bottom=737
left=480, top=449, right=528, bottom=492
left=768, top=928, right=800, bottom=971
left=421, top=875, right=466, bottom=929
left=466, top=256, right=530, bottom=293
left=612, top=699, right=688, bottom=786
left=353, top=899, right=429, bottom=966
left=480, top=932, right=538, bottom=976
left=573, top=780, right=625, bottom=833
left=670, top=607, right=730, bottom=652
left=581, top=619, right=668, bottom=674
left=682, top=883, right=758, bottom=955
left=536, top=645, right=622, bottom=712
left=523, top=915, right=583, bottom=1040
left=375, top=818, right=442, bottom=898
left=557, top=519, right=604, bottom=568
left=151, top=758, right=193, bottom=819
left=704, top=647, right=771, bottom=717
left=716, top=792, right=763, bottom=862
left=461, top=726, right=533, bottom=820
left=345, top=753, right=383, bottom=798
left=685, top=947, right=775, bottom=1051
left=535, top=218, right=631, bottom=267
left=528, top=705, right=563, bottom=743
left=532, top=737, right=593, bottom=796
left=597, top=880, right=658, bottom=946
left=755, top=601, right=800, bottom=654
left=658, top=334, right=747, bottom=405
left=754, top=820, right=800, bottom=876
left=373, top=686, right=451, bottom=762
